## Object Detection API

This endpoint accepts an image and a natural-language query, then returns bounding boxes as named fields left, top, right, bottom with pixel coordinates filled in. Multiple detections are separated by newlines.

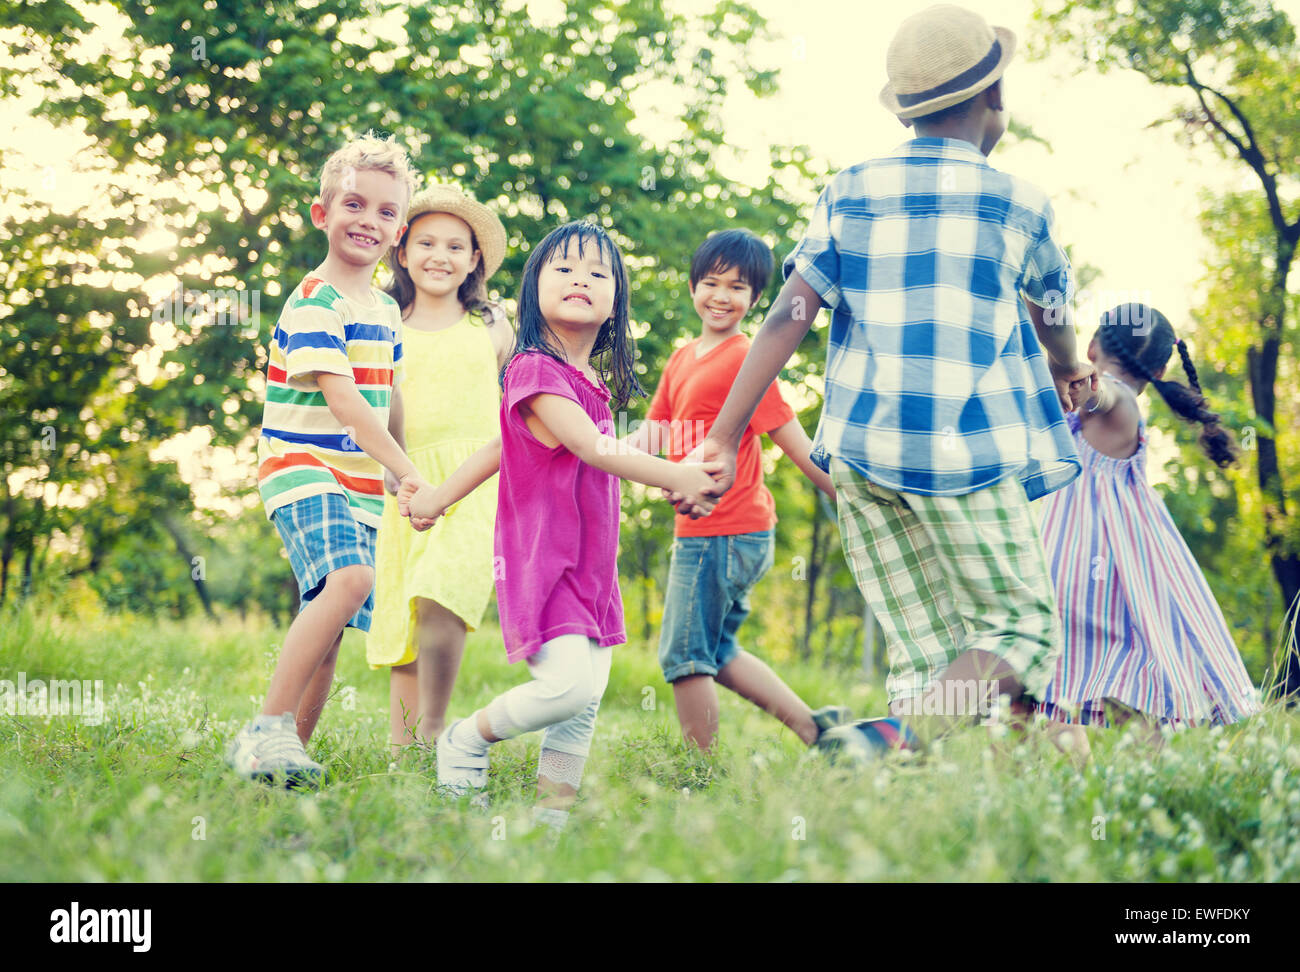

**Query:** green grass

left=2, top=606, right=1298, bottom=881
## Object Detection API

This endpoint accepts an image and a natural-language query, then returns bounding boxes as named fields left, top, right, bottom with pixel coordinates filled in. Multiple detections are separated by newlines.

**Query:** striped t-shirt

left=257, top=275, right=403, bottom=529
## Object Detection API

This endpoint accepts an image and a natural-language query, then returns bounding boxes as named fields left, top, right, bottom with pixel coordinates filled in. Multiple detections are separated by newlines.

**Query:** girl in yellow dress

left=370, top=186, right=512, bottom=753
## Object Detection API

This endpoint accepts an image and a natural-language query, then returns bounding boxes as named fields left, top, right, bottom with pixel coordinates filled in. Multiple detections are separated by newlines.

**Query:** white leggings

left=484, top=635, right=612, bottom=785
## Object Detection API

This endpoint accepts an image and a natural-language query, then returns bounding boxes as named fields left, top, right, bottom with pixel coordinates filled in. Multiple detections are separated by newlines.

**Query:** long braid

left=1175, top=338, right=1201, bottom=393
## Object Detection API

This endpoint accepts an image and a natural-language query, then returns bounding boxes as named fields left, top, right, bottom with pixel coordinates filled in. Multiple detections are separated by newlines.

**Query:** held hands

left=396, top=474, right=440, bottom=532
left=667, top=460, right=727, bottom=518
left=1049, top=359, right=1098, bottom=413
left=662, top=437, right=737, bottom=519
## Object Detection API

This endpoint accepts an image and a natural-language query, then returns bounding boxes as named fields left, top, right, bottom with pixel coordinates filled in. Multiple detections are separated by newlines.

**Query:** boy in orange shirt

left=633, top=229, right=845, bottom=751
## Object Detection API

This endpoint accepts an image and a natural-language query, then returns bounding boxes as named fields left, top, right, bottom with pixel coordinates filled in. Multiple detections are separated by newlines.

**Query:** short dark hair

left=911, top=92, right=979, bottom=127
left=689, top=229, right=773, bottom=298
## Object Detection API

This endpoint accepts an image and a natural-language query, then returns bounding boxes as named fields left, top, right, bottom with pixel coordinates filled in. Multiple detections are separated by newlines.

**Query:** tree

left=4, top=0, right=829, bottom=617
left=0, top=200, right=152, bottom=605
left=1033, top=0, right=1300, bottom=696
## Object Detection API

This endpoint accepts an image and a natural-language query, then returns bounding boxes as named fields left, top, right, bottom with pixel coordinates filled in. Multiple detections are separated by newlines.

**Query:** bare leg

left=536, top=776, right=578, bottom=810
left=672, top=674, right=721, bottom=751
left=389, top=661, right=419, bottom=754
left=888, top=648, right=1022, bottom=740
left=415, top=598, right=467, bottom=743
left=263, top=564, right=373, bottom=733
left=716, top=651, right=818, bottom=746
left=296, top=632, right=343, bottom=743
left=1104, top=698, right=1164, bottom=750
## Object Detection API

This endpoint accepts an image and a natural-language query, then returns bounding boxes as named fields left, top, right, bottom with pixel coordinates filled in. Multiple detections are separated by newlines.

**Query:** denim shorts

left=657, top=530, right=774, bottom=682
left=271, top=492, right=378, bottom=632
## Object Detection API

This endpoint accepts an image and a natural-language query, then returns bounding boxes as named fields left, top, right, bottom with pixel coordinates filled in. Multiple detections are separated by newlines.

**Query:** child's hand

left=1049, top=360, right=1097, bottom=413
left=1067, top=377, right=1098, bottom=413
left=404, top=481, right=445, bottom=522
left=667, top=439, right=736, bottom=518
left=669, top=461, right=726, bottom=517
left=409, top=513, right=438, bottom=532
left=396, top=474, right=431, bottom=518
left=384, top=470, right=401, bottom=496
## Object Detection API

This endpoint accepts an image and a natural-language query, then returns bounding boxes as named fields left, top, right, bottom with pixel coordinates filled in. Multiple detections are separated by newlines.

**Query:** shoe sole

left=243, top=767, right=324, bottom=790
left=816, top=721, right=917, bottom=766
left=811, top=705, right=853, bottom=735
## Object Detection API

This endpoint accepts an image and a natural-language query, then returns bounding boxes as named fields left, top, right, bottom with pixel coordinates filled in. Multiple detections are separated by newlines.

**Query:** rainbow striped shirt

left=257, top=275, right=403, bottom=529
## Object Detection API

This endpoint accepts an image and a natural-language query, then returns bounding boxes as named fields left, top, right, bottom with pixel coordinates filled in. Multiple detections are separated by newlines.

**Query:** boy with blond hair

left=228, top=132, right=432, bottom=786
left=674, top=5, right=1096, bottom=758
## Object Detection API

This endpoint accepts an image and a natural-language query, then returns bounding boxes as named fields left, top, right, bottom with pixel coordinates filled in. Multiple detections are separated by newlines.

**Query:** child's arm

left=768, top=418, right=835, bottom=501
left=672, top=271, right=823, bottom=516
left=399, top=437, right=503, bottom=530
left=317, top=373, right=426, bottom=490
left=620, top=418, right=674, bottom=456
left=384, top=384, right=407, bottom=495
left=522, top=394, right=723, bottom=510
left=1024, top=298, right=1096, bottom=411
left=1074, top=375, right=1142, bottom=458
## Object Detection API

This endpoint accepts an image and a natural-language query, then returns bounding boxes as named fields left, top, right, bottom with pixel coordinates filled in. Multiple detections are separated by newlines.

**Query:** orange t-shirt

left=646, top=333, right=796, bottom=538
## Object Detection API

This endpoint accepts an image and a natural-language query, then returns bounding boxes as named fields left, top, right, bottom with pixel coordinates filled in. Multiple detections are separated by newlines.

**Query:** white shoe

left=227, top=713, right=323, bottom=788
left=436, top=720, right=489, bottom=796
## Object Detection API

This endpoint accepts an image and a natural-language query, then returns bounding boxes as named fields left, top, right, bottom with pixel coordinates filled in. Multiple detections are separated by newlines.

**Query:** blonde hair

left=318, top=131, right=419, bottom=212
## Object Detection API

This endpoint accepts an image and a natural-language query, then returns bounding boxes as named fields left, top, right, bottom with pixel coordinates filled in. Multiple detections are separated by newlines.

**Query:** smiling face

left=690, top=263, right=755, bottom=337
left=310, top=167, right=407, bottom=269
left=397, top=211, right=480, bottom=300
left=535, top=238, right=617, bottom=332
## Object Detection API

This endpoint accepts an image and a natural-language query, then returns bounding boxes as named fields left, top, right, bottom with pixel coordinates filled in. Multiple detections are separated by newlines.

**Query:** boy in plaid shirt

left=674, top=4, right=1096, bottom=756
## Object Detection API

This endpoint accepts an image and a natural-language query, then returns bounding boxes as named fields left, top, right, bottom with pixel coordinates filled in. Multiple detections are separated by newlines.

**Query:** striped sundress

left=1033, top=407, right=1261, bottom=727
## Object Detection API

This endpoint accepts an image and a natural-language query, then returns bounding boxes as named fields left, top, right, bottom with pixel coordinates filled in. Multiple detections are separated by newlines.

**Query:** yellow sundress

left=367, top=309, right=500, bottom=667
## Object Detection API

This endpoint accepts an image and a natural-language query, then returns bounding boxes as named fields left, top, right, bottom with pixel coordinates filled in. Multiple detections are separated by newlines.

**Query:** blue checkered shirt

left=785, top=137, right=1081, bottom=500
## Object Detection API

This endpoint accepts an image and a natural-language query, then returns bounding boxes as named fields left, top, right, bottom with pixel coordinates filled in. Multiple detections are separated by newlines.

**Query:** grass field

left=2, top=606, right=1298, bottom=882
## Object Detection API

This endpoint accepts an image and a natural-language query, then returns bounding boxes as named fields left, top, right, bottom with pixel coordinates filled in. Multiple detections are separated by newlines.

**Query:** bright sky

left=3, top=0, right=1295, bottom=510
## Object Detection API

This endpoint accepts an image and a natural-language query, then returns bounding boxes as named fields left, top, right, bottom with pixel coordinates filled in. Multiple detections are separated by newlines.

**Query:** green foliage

left=1032, top=0, right=1300, bottom=688
left=4, top=0, right=832, bottom=614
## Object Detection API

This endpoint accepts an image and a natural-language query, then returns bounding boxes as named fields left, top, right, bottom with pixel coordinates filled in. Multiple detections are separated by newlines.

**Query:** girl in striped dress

left=1035, top=303, right=1261, bottom=733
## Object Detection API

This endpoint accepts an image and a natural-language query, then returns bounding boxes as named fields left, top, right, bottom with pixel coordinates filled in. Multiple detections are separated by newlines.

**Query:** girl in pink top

left=401, top=221, right=723, bottom=829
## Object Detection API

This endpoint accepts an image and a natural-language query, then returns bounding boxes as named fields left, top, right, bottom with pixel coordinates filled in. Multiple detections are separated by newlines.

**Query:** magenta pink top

left=495, top=351, right=626, bottom=662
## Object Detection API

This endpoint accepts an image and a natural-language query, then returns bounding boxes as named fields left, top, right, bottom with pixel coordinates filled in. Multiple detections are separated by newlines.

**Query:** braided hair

left=1094, top=303, right=1236, bottom=468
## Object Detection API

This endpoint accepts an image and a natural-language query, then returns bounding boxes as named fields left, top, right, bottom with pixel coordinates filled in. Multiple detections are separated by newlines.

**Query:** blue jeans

left=657, top=530, right=774, bottom=682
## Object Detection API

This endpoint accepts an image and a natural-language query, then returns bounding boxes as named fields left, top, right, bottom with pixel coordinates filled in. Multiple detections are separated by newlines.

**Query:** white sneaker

left=227, top=713, right=323, bottom=788
left=436, top=720, right=489, bottom=796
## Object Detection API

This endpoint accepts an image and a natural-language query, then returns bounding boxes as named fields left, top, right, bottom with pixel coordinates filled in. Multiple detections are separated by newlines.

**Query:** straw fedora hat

left=879, top=5, right=1016, bottom=120
left=388, top=184, right=507, bottom=278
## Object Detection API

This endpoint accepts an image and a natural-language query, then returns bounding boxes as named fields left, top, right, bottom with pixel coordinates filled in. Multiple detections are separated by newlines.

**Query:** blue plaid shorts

left=271, top=492, right=378, bottom=632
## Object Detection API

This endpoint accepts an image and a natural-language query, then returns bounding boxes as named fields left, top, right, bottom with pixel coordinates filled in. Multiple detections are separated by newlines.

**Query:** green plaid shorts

left=830, top=459, right=1061, bottom=706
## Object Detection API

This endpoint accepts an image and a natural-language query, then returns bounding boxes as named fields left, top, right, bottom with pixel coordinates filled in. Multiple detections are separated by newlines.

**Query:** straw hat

left=388, top=185, right=507, bottom=278
left=879, top=5, right=1016, bottom=120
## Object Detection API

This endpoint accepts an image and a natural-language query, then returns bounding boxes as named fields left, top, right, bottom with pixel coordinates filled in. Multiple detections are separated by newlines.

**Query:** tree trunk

left=160, top=513, right=217, bottom=621
left=801, top=505, right=824, bottom=661
left=20, top=544, right=33, bottom=602
left=1249, top=241, right=1298, bottom=699
left=640, top=538, right=652, bottom=646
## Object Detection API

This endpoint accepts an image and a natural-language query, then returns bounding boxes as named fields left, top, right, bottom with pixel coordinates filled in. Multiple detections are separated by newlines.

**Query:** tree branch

left=1183, top=54, right=1289, bottom=238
